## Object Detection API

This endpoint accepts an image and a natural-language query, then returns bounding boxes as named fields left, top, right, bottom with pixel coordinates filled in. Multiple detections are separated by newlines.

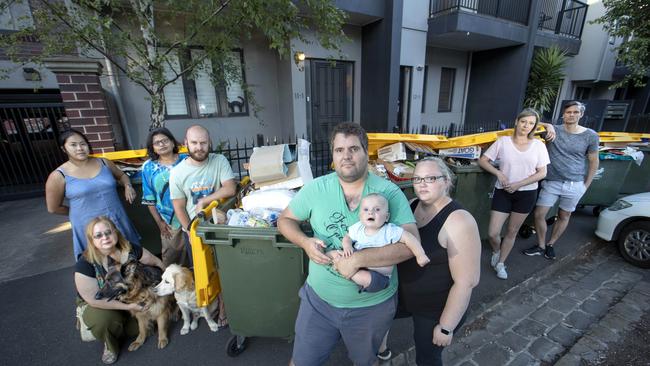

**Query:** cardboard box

left=377, top=142, right=437, bottom=162
left=377, top=159, right=414, bottom=178
left=438, top=145, right=481, bottom=160
left=254, top=139, right=313, bottom=190
left=248, top=144, right=293, bottom=183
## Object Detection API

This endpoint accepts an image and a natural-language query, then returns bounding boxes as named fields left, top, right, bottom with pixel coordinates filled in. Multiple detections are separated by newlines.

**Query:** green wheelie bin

left=392, top=162, right=495, bottom=240
left=118, top=178, right=162, bottom=255
left=447, top=162, right=496, bottom=241
left=619, top=145, right=650, bottom=195
left=579, top=154, right=633, bottom=215
left=195, top=222, right=308, bottom=357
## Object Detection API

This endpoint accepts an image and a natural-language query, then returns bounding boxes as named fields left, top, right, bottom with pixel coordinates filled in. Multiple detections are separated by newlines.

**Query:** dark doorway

left=308, top=60, right=353, bottom=142
left=0, top=91, right=69, bottom=201
left=397, top=66, right=412, bottom=132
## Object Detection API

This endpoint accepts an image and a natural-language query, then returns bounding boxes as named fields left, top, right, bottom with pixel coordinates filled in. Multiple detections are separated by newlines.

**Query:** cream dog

left=154, top=264, right=221, bottom=335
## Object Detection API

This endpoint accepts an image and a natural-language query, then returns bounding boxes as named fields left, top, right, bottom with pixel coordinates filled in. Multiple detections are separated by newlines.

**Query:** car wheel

left=617, top=221, right=650, bottom=269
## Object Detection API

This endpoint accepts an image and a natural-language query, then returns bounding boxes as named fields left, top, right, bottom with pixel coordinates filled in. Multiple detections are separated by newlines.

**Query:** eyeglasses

left=412, top=175, right=446, bottom=184
left=92, top=229, right=113, bottom=240
left=153, top=138, right=171, bottom=147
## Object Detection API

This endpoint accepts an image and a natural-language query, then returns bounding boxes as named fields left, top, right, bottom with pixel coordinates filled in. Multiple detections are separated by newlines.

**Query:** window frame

left=438, top=67, right=456, bottom=113
left=163, top=48, right=248, bottom=120
left=0, top=0, right=34, bottom=31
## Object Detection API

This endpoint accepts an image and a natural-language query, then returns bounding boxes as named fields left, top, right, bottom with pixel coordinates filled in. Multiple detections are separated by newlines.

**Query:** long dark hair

left=146, top=127, right=180, bottom=160
left=58, top=129, right=93, bottom=154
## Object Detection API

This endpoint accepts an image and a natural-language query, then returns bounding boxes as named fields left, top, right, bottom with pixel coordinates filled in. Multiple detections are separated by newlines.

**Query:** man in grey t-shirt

left=523, top=101, right=599, bottom=260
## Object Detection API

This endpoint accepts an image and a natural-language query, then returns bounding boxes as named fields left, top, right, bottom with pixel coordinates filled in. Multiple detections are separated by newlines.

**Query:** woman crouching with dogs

left=75, top=216, right=163, bottom=364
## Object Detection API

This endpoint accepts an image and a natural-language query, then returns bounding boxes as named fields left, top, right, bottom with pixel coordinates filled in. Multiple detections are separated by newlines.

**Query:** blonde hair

left=512, top=108, right=540, bottom=139
left=514, top=108, right=540, bottom=139
left=416, top=157, right=455, bottom=195
left=82, top=216, right=132, bottom=264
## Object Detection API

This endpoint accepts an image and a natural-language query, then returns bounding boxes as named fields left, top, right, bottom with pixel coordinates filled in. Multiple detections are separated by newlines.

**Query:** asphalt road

left=0, top=198, right=605, bottom=366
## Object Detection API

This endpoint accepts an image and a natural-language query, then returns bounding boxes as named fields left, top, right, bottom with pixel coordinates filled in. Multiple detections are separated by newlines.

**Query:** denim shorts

left=291, top=284, right=397, bottom=366
left=536, top=180, right=587, bottom=212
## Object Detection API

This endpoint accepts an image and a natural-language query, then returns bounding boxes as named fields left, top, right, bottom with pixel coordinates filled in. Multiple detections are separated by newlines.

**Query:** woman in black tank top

left=383, top=158, right=481, bottom=366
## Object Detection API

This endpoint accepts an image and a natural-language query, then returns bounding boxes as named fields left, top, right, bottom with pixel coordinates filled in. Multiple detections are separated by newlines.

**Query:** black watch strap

left=440, top=326, right=451, bottom=335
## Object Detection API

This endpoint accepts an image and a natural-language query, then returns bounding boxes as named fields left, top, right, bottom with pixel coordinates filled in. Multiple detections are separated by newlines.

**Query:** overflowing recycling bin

left=446, top=162, right=496, bottom=241
left=195, top=219, right=309, bottom=356
left=579, top=153, right=634, bottom=215
left=619, top=145, right=650, bottom=195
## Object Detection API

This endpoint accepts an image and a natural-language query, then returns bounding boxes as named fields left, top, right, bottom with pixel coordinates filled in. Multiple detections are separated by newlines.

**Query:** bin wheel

left=226, top=336, right=247, bottom=357
left=546, top=216, right=558, bottom=226
left=519, top=225, right=534, bottom=239
left=593, top=206, right=603, bottom=216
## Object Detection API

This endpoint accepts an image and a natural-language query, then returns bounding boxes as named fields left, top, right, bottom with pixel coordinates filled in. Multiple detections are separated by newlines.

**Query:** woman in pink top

left=478, top=108, right=550, bottom=280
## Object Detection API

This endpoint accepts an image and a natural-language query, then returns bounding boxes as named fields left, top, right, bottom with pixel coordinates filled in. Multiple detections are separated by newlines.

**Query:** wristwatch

left=439, top=326, right=452, bottom=335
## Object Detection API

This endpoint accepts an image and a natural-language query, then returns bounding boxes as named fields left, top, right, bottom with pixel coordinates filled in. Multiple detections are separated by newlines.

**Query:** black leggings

left=396, top=309, right=466, bottom=366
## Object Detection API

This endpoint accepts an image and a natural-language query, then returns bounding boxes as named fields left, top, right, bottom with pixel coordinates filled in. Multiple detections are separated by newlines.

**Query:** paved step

left=383, top=241, right=650, bottom=366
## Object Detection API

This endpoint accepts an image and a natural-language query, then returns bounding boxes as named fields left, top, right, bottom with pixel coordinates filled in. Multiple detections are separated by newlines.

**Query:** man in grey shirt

left=523, top=101, right=599, bottom=260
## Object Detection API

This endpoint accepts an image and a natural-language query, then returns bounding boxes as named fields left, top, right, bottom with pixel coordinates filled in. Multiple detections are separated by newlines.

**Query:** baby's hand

left=416, top=254, right=431, bottom=267
left=342, top=247, right=353, bottom=257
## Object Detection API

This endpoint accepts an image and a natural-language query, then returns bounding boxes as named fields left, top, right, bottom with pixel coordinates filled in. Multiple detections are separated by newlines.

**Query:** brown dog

left=96, top=258, right=173, bottom=351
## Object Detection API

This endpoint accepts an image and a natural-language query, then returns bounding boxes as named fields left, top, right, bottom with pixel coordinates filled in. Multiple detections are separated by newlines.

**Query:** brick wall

left=55, top=72, right=116, bottom=152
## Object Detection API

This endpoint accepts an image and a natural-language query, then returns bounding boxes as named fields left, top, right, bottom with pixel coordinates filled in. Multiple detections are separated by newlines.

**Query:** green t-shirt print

left=289, top=172, right=415, bottom=308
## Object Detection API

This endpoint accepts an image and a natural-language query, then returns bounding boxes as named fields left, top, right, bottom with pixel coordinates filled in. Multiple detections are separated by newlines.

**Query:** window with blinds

left=162, top=53, right=189, bottom=116
left=161, top=48, right=247, bottom=119
left=438, top=67, right=455, bottom=113
left=190, top=49, right=219, bottom=116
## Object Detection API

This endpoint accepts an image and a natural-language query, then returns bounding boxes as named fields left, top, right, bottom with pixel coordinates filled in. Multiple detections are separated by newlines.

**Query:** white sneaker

left=490, top=251, right=501, bottom=268
left=495, top=263, right=508, bottom=280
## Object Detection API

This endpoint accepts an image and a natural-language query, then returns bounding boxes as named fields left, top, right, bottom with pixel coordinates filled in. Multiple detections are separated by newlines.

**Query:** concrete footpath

left=385, top=241, right=650, bottom=366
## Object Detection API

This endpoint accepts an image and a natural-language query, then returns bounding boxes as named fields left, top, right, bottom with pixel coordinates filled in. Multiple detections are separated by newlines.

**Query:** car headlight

left=608, top=199, right=632, bottom=211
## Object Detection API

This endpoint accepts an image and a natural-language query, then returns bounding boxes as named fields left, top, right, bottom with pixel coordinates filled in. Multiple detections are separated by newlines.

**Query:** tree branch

left=159, top=0, right=231, bottom=60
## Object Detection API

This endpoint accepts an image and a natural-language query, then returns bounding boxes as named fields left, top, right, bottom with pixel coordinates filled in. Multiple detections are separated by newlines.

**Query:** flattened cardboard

left=248, top=144, right=292, bottom=183
left=255, top=139, right=314, bottom=190
left=377, top=142, right=436, bottom=162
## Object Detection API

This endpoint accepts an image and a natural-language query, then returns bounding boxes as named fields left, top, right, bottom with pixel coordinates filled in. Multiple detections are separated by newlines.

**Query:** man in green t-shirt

left=278, top=122, right=418, bottom=366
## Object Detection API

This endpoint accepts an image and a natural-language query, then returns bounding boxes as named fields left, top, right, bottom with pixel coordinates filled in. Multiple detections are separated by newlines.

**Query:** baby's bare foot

left=416, top=255, right=431, bottom=267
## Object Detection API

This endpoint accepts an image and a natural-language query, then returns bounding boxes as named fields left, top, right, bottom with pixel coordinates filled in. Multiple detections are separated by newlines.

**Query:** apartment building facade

left=4, top=0, right=649, bottom=199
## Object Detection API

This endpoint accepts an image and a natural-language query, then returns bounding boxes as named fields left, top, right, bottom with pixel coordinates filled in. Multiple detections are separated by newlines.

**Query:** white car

left=595, top=192, right=650, bottom=268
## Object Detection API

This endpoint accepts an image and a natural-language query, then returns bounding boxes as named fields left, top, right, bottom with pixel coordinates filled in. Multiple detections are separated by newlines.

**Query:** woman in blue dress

left=141, top=127, right=188, bottom=267
left=46, top=129, right=140, bottom=260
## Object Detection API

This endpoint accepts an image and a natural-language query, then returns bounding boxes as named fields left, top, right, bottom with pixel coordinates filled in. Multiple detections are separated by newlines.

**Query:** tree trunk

left=150, top=92, right=166, bottom=130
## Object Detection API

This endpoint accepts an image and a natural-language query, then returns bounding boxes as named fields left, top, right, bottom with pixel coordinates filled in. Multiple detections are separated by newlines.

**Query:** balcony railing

left=429, top=0, right=531, bottom=26
left=538, top=0, right=588, bottom=39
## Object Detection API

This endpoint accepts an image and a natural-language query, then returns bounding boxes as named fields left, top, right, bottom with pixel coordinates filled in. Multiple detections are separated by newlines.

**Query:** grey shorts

left=292, top=283, right=397, bottom=366
left=536, top=180, right=587, bottom=212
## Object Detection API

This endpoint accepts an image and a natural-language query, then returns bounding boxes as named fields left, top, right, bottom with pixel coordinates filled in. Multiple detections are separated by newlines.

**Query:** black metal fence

left=215, top=135, right=333, bottom=181
left=430, top=0, right=531, bottom=25
left=538, top=0, right=588, bottom=39
left=0, top=103, right=69, bottom=201
left=218, top=121, right=512, bottom=181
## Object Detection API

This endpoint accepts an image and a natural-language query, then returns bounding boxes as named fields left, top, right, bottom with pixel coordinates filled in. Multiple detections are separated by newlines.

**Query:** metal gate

left=0, top=103, right=69, bottom=201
